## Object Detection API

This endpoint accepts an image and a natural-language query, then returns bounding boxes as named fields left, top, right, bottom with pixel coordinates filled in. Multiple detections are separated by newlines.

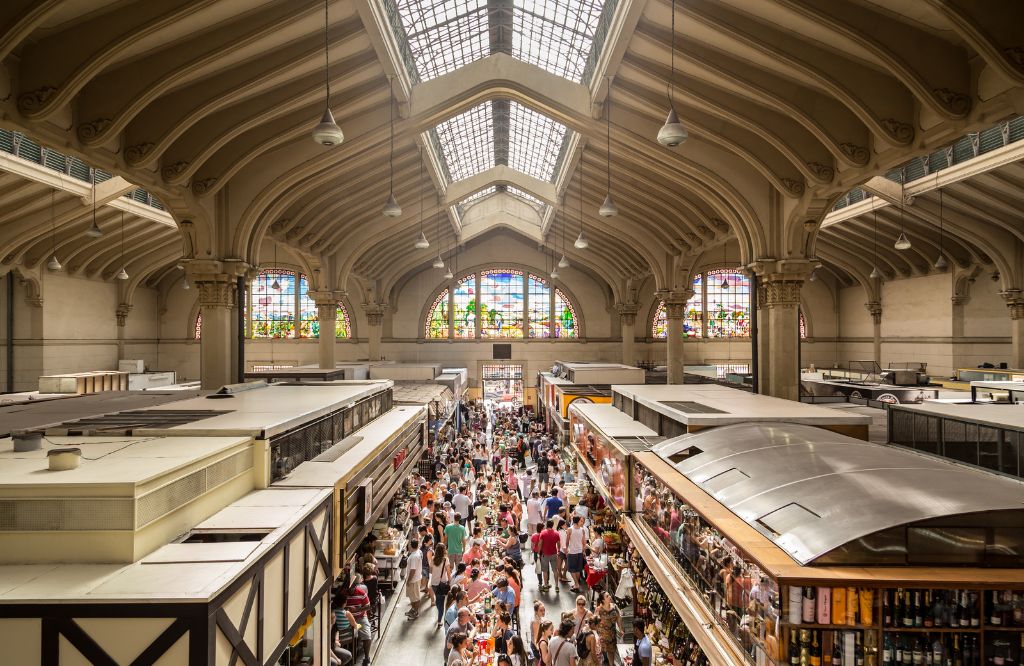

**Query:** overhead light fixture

left=600, top=77, right=619, bottom=217
left=720, top=242, right=730, bottom=289
left=870, top=203, right=882, bottom=281
left=47, top=190, right=61, bottom=271
left=414, top=154, right=429, bottom=250
left=558, top=255, right=570, bottom=269
left=115, top=211, right=128, bottom=280
left=657, top=0, right=688, bottom=148
left=575, top=145, right=588, bottom=250
left=443, top=266, right=454, bottom=280
left=808, top=270, right=817, bottom=282
left=870, top=266, right=882, bottom=280
left=271, top=278, right=281, bottom=290
left=86, top=182, right=102, bottom=238
left=894, top=231, right=912, bottom=251
left=432, top=255, right=445, bottom=269
left=574, top=230, right=588, bottom=249
left=382, top=77, right=402, bottom=217
left=894, top=176, right=911, bottom=250
left=311, top=0, right=343, bottom=147
left=550, top=267, right=560, bottom=280
left=182, top=278, right=190, bottom=290
left=934, top=186, right=948, bottom=270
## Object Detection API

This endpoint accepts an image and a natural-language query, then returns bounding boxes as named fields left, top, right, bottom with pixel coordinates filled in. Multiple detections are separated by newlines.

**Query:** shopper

left=508, top=635, right=530, bottom=666
left=443, top=516, right=468, bottom=567
left=543, top=488, right=563, bottom=520
left=595, top=592, right=623, bottom=665
left=447, top=632, right=471, bottom=666
left=634, top=622, right=652, bottom=666
left=566, top=516, right=589, bottom=593
left=531, top=601, right=548, bottom=657
left=565, top=595, right=590, bottom=638
left=429, top=543, right=452, bottom=628
left=576, top=617, right=601, bottom=666
left=344, top=575, right=373, bottom=666
left=452, top=485, right=473, bottom=522
left=445, top=608, right=476, bottom=663
left=549, top=619, right=579, bottom=666
left=537, top=620, right=555, bottom=666
left=538, top=520, right=561, bottom=592
left=405, top=539, right=422, bottom=620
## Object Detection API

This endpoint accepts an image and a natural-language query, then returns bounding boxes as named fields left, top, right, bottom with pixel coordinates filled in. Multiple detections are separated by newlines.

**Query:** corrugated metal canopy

left=653, top=423, right=1024, bottom=565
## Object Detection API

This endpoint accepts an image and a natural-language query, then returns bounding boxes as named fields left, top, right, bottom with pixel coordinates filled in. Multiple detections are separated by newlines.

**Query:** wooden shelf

left=782, top=623, right=877, bottom=631
left=881, top=627, right=982, bottom=633
left=982, top=626, right=1024, bottom=631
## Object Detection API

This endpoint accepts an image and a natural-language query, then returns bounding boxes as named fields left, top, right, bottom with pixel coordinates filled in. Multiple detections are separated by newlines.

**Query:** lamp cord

left=324, top=0, right=330, bottom=102
left=606, top=76, right=612, bottom=192
left=389, top=76, right=395, bottom=191
left=578, top=144, right=584, bottom=236
left=668, top=0, right=676, bottom=106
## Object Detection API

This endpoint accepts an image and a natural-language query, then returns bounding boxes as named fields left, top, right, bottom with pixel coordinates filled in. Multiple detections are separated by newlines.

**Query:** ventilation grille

left=135, top=449, right=253, bottom=528
left=659, top=400, right=727, bottom=414
left=0, top=498, right=134, bottom=531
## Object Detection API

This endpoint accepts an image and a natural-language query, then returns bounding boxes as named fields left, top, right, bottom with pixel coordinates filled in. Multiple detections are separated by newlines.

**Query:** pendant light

left=444, top=238, right=454, bottom=280
left=311, top=0, right=344, bottom=147
left=550, top=248, right=560, bottom=280
left=558, top=254, right=570, bottom=269
left=115, top=211, right=129, bottom=280
left=720, top=243, right=730, bottom=290
left=432, top=202, right=444, bottom=267
left=382, top=76, right=402, bottom=217
left=934, top=187, right=948, bottom=270
left=182, top=278, right=190, bottom=290
left=47, top=190, right=62, bottom=271
left=558, top=209, right=570, bottom=268
left=894, top=177, right=911, bottom=250
left=270, top=242, right=281, bottom=290
left=86, top=180, right=102, bottom=238
left=869, top=203, right=882, bottom=280
left=657, top=0, right=688, bottom=147
left=574, top=145, right=589, bottom=249
left=599, top=77, right=618, bottom=217
left=414, top=155, right=430, bottom=249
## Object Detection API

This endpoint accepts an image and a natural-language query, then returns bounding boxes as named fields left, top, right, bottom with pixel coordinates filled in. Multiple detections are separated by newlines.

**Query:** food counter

left=627, top=422, right=1024, bottom=666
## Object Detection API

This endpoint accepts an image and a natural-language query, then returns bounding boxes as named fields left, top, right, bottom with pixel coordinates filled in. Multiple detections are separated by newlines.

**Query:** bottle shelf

left=881, top=627, right=982, bottom=634
left=782, top=623, right=877, bottom=631
left=982, top=625, right=1024, bottom=631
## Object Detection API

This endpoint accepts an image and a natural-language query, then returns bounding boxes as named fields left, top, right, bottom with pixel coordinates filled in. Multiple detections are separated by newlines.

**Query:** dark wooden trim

left=41, top=617, right=58, bottom=666
left=282, top=541, right=290, bottom=637
left=216, top=608, right=259, bottom=666
left=128, top=617, right=190, bottom=666
left=2, top=604, right=207, bottom=619
left=265, top=577, right=332, bottom=666
left=257, top=565, right=265, bottom=665
left=57, top=617, right=118, bottom=666
left=229, top=573, right=262, bottom=666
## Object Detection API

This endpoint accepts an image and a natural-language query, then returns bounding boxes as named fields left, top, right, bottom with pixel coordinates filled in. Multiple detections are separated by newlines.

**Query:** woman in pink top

left=465, top=568, right=491, bottom=603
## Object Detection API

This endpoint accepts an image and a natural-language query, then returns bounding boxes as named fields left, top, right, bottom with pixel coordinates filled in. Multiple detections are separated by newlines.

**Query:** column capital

left=364, top=302, right=387, bottom=327
left=752, top=259, right=814, bottom=310
left=659, top=290, right=693, bottom=319
left=307, top=289, right=345, bottom=306
left=115, top=303, right=132, bottom=327
left=1002, top=289, right=1024, bottom=320
left=950, top=294, right=971, bottom=307
left=615, top=302, right=640, bottom=326
left=865, top=300, right=883, bottom=325
left=187, top=259, right=251, bottom=309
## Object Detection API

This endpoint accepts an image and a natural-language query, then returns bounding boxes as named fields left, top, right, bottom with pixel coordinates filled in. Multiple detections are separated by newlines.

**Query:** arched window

left=424, top=268, right=581, bottom=340
left=194, top=313, right=202, bottom=340
left=246, top=268, right=350, bottom=339
left=799, top=311, right=807, bottom=340
left=651, top=270, right=750, bottom=338
left=426, top=289, right=450, bottom=339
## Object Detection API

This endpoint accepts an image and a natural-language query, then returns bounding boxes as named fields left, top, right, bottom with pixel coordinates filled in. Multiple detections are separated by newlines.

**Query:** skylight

left=390, top=0, right=610, bottom=83
left=457, top=185, right=547, bottom=217
left=432, top=99, right=569, bottom=185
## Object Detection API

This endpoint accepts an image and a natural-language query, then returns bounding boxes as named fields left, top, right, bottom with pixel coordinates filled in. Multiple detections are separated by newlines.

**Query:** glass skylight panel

left=505, top=186, right=546, bottom=212
left=394, top=0, right=490, bottom=80
left=458, top=186, right=497, bottom=210
left=507, top=101, right=566, bottom=182
left=513, top=0, right=606, bottom=82
left=433, top=103, right=494, bottom=182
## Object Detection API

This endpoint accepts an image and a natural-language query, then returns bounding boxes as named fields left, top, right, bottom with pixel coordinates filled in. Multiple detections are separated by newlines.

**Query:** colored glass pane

left=194, top=313, right=202, bottom=340
left=426, top=289, right=450, bottom=339
left=250, top=269, right=296, bottom=338
left=480, top=269, right=524, bottom=338
left=553, top=288, right=577, bottom=338
left=453, top=274, right=477, bottom=339
left=298, top=275, right=316, bottom=337
left=799, top=311, right=807, bottom=340
left=685, top=275, right=703, bottom=338
left=705, top=269, right=750, bottom=338
left=528, top=274, right=550, bottom=338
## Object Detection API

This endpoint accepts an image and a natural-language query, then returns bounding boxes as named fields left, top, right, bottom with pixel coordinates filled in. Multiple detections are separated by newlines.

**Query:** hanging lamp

left=894, top=176, right=911, bottom=250
left=431, top=202, right=444, bottom=267
left=574, top=146, right=589, bottom=249
left=47, top=190, right=62, bottom=271
left=657, top=0, right=688, bottom=147
left=550, top=247, right=560, bottom=280
left=414, top=155, right=430, bottom=249
left=382, top=76, right=402, bottom=217
left=270, top=242, right=281, bottom=290
left=869, top=203, right=882, bottom=280
left=86, top=180, right=102, bottom=238
left=115, top=211, right=129, bottom=280
left=934, top=187, right=948, bottom=270
left=720, top=243, right=730, bottom=290
left=311, top=0, right=344, bottom=146
left=558, top=207, right=570, bottom=268
left=599, top=77, right=619, bottom=217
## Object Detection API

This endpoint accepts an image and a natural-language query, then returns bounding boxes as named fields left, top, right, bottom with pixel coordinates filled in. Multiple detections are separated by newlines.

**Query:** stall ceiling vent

left=135, top=448, right=253, bottom=528
left=0, top=498, right=134, bottom=531
left=43, top=409, right=231, bottom=435
left=616, top=436, right=665, bottom=452
left=659, top=401, right=727, bottom=414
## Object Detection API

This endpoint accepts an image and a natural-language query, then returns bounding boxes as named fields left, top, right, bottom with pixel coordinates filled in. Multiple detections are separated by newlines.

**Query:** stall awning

left=653, top=422, right=1024, bottom=565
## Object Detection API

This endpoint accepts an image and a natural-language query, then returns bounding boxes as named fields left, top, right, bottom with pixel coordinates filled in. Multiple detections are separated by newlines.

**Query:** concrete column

left=366, top=304, right=385, bottom=361
left=663, top=291, right=691, bottom=384
left=187, top=260, right=249, bottom=390
left=1003, top=290, right=1024, bottom=368
left=308, top=290, right=343, bottom=369
left=753, top=260, right=814, bottom=401
left=616, top=302, right=639, bottom=366
left=866, top=301, right=882, bottom=366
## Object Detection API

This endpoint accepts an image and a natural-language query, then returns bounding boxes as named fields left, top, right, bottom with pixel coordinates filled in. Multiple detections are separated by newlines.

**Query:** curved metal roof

left=653, top=423, right=1024, bottom=565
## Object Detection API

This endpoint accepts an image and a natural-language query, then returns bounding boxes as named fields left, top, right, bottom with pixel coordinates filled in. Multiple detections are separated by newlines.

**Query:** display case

left=629, top=422, right=1024, bottom=666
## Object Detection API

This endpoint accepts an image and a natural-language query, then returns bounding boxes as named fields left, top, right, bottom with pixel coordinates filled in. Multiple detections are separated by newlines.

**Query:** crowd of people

left=331, top=400, right=626, bottom=666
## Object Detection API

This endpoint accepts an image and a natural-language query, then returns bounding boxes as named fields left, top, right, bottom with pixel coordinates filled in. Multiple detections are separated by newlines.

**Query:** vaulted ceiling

left=0, top=0, right=1022, bottom=308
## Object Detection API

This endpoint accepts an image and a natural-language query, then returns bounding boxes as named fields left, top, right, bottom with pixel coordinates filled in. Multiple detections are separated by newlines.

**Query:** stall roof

left=128, top=381, right=392, bottom=438
left=570, top=403, right=658, bottom=438
left=0, top=487, right=330, bottom=603
left=392, top=381, right=453, bottom=405
left=613, top=384, right=872, bottom=426
left=653, top=422, right=1024, bottom=565
left=892, top=401, right=1024, bottom=431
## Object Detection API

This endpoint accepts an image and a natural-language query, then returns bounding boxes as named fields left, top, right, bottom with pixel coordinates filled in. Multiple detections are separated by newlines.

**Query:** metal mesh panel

left=270, top=415, right=336, bottom=480
left=135, top=468, right=207, bottom=527
left=206, top=448, right=253, bottom=487
left=889, top=409, right=914, bottom=444
left=0, top=498, right=134, bottom=531
left=977, top=425, right=1001, bottom=471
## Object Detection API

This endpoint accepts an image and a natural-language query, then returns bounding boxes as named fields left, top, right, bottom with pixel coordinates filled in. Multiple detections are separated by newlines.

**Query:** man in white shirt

left=549, top=620, right=578, bottom=666
left=566, top=516, right=589, bottom=593
left=525, top=491, right=543, bottom=559
left=452, top=485, right=473, bottom=523
left=405, top=539, right=423, bottom=619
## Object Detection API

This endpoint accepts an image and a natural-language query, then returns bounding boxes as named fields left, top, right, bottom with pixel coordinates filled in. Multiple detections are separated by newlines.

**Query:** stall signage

left=392, top=448, right=408, bottom=469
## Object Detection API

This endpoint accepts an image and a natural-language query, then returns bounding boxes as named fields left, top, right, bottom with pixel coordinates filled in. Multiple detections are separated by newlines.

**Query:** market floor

left=373, top=560, right=579, bottom=665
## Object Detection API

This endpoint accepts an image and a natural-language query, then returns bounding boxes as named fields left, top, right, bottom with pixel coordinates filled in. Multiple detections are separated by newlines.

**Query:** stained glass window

left=426, top=288, right=450, bottom=339
left=298, top=275, right=317, bottom=338
left=480, top=269, right=524, bottom=338
left=553, top=289, right=577, bottom=338
left=686, top=275, right=703, bottom=338
left=528, top=274, right=550, bottom=338
left=250, top=269, right=296, bottom=338
left=705, top=269, right=750, bottom=338
left=651, top=301, right=667, bottom=338
left=194, top=313, right=202, bottom=340
left=799, top=311, right=807, bottom=340
left=453, top=274, right=477, bottom=339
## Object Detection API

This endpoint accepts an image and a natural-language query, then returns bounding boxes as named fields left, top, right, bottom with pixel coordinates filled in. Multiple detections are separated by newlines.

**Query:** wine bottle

left=968, top=592, right=979, bottom=628
left=993, top=639, right=1005, bottom=666
left=951, top=634, right=962, bottom=666
left=912, top=637, right=924, bottom=666
left=991, top=590, right=1003, bottom=626
left=961, top=635, right=973, bottom=666
left=855, top=633, right=865, bottom=666
left=913, top=591, right=923, bottom=628
left=804, top=588, right=817, bottom=624
left=958, top=592, right=970, bottom=628
left=903, top=591, right=914, bottom=628
left=834, top=633, right=844, bottom=666
left=884, top=590, right=893, bottom=628
left=932, top=592, right=945, bottom=629
left=883, top=633, right=894, bottom=666
left=902, top=635, right=912, bottom=666
left=791, top=629, right=802, bottom=666
left=819, top=588, right=832, bottom=625
left=930, top=637, right=942, bottom=666
left=811, top=631, right=822, bottom=666
left=923, top=591, right=933, bottom=628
